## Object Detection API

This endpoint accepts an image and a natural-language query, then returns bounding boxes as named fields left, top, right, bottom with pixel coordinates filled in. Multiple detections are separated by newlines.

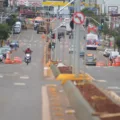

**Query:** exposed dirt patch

left=58, top=66, right=72, bottom=74
left=77, top=83, right=120, bottom=120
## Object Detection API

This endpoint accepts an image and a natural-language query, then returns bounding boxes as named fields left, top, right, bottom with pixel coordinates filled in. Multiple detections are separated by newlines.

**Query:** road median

left=50, top=64, right=120, bottom=120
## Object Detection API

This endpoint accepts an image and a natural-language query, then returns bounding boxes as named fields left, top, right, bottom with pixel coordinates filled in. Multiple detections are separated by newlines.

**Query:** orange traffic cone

left=6, top=52, right=10, bottom=60
left=4, top=52, right=12, bottom=64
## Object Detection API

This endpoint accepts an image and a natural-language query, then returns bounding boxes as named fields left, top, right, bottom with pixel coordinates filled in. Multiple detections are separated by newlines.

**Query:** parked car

left=0, top=49, right=4, bottom=61
left=0, top=48, right=8, bottom=60
left=69, top=45, right=75, bottom=54
left=103, top=48, right=113, bottom=57
left=80, top=51, right=85, bottom=57
left=86, top=54, right=96, bottom=65
left=10, top=40, right=19, bottom=48
left=109, top=51, right=119, bottom=60
left=2, top=45, right=12, bottom=53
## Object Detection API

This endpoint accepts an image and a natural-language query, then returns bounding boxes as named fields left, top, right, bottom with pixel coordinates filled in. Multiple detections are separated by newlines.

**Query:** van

left=66, top=23, right=72, bottom=35
left=109, top=51, right=119, bottom=59
left=15, top=21, right=22, bottom=28
left=13, top=25, right=21, bottom=34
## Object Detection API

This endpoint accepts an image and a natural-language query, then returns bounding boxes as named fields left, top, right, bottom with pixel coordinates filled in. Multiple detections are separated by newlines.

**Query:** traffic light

left=48, top=42, right=55, bottom=49
left=51, top=33, right=55, bottom=39
left=70, top=20, right=74, bottom=30
left=101, top=19, right=104, bottom=26
left=85, top=18, right=89, bottom=27
left=51, top=42, right=55, bottom=49
left=3, top=0, right=8, bottom=7
left=58, top=33, right=61, bottom=40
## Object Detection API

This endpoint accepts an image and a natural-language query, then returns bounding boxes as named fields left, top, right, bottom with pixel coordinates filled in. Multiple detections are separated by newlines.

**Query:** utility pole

left=54, top=6, right=59, bottom=61
left=74, top=0, right=81, bottom=77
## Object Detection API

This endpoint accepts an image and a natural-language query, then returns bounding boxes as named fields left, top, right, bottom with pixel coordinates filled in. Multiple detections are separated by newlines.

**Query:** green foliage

left=81, top=8, right=100, bottom=26
left=101, top=23, right=110, bottom=35
left=6, top=14, right=17, bottom=28
left=81, top=8, right=94, bottom=16
left=0, top=24, right=11, bottom=40
left=115, top=35, right=120, bottom=47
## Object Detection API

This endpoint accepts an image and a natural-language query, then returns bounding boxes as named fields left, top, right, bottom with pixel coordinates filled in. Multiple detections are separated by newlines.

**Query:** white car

left=69, top=45, right=75, bottom=53
left=103, top=48, right=113, bottom=57
left=109, top=51, right=119, bottom=60
left=60, top=22, right=66, bottom=28
left=63, top=18, right=70, bottom=23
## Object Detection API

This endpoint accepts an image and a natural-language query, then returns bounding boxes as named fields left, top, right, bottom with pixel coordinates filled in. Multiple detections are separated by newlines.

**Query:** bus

left=86, top=33, right=99, bottom=50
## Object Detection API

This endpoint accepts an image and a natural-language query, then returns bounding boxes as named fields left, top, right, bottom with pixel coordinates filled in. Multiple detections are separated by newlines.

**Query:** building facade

left=0, top=0, right=4, bottom=11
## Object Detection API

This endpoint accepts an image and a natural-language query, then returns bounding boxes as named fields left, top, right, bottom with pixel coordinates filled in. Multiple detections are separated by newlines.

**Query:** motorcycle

left=24, top=53, right=31, bottom=65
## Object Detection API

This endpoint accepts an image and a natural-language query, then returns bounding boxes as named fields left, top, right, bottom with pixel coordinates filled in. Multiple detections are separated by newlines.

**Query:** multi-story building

left=85, top=0, right=120, bottom=14
left=0, top=0, right=4, bottom=11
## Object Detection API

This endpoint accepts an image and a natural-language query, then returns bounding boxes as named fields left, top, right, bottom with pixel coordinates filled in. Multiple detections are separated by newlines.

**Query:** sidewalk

left=46, top=84, right=77, bottom=120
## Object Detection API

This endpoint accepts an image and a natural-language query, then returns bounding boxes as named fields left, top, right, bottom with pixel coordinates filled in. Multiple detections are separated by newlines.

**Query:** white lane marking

left=13, top=72, right=19, bottom=75
left=14, top=82, right=26, bottom=86
left=107, top=86, right=120, bottom=90
left=0, top=75, right=3, bottom=78
left=20, top=76, right=29, bottom=79
left=96, top=66, right=101, bottom=67
left=93, top=80, right=107, bottom=82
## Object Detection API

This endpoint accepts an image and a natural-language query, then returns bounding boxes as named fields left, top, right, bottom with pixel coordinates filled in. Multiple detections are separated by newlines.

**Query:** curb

left=50, top=65, right=100, bottom=120
left=63, top=81, right=100, bottom=120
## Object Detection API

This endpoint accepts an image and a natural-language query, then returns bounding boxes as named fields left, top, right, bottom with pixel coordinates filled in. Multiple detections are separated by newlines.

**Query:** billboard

left=108, top=6, right=118, bottom=14
left=42, top=1, right=72, bottom=6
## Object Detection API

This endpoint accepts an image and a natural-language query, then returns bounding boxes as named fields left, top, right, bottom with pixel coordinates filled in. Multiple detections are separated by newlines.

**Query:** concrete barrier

left=63, top=81, right=100, bottom=120
left=50, top=65, right=100, bottom=120
left=50, top=65, right=60, bottom=78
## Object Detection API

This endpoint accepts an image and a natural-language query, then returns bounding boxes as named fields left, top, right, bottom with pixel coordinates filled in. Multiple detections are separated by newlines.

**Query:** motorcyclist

left=25, top=47, right=32, bottom=54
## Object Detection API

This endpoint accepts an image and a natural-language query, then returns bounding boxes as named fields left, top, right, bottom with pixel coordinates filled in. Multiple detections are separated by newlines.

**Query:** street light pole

left=54, top=7, right=59, bottom=61
left=73, top=0, right=81, bottom=76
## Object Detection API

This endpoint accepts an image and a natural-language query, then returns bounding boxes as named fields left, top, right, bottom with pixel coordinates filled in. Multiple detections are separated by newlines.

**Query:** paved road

left=0, top=29, right=47, bottom=120
left=58, top=34, right=120, bottom=96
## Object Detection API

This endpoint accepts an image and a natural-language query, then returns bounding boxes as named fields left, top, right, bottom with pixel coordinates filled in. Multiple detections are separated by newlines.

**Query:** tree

left=6, top=14, right=17, bottom=29
left=116, top=35, right=120, bottom=53
left=81, top=8, right=100, bottom=26
left=0, top=24, right=11, bottom=46
left=101, top=23, right=110, bottom=35
left=81, top=8, right=95, bottom=17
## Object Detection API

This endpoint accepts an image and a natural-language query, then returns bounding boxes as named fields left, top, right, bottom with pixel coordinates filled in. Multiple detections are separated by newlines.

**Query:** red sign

left=87, top=25, right=97, bottom=33
left=72, top=12, right=85, bottom=24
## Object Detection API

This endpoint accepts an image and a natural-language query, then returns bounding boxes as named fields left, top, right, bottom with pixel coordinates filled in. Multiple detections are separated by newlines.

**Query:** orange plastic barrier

left=108, top=62, right=112, bottom=66
left=116, top=62, right=120, bottom=66
left=4, top=59, right=13, bottom=64
left=96, top=61, right=106, bottom=66
left=112, top=63, right=116, bottom=66
left=14, top=57, right=22, bottom=64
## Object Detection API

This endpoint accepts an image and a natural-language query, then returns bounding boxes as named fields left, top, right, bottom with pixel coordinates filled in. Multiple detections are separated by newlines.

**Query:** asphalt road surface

left=0, top=29, right=48, bottom=120
left=58, top=34, right=120, bottom=96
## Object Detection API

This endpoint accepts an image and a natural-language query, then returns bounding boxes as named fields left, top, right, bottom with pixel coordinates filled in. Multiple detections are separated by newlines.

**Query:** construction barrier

left=108, top=62, right=112, bottom=66
left=96, top=61, right=106, bottom=66
left=14, top=57, right=22, bottom=64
